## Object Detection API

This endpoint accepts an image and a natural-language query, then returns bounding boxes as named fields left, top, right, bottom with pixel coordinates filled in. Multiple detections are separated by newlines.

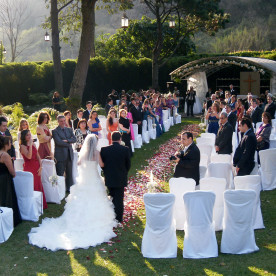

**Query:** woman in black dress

left=52, top=91, right=62, bottom=111
left=118, top=109, right=132, bottom=157
left=0, top=136, right=22, bottom=226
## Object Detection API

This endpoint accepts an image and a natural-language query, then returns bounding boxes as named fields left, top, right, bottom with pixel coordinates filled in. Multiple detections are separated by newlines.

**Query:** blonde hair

left=18, top=119, right=29, bottom=132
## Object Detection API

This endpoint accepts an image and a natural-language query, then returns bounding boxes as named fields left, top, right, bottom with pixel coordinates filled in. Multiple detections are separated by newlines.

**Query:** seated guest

left=233, top=118, right=257, bottom=176
left=118, top=109, right=132, bottom=156
left=247, top=98, right=262, bottom=128
left=18, top=119, right=30, bottom=142
left=215, top=112, right=233, bottom=154
left=0, top=136, right=22, bottom=226
left=74, top=119, right=92, bottom=152
left=256, top=112, right=272, bottom=163
left=105, top=98, right=113, bottom=116
left=73, top=109, right=84, bottom=130
left=106, top=109, right=119, bottom=145
left=83, top=101, right=93, bottom=121
left=264, top=93, right=275, bottom=119
left=173, top=132, right=200, bottom=185
left=88, top=111, right=102, bottom=135
left=63, top=110, right=73, bottom=128
left=206, top=103, right=220, bottom=135
left=226, top=104, right=237, bottom=132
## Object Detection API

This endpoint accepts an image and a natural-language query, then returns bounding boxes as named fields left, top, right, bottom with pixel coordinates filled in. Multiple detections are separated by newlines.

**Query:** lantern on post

left=121, top=13, right=129, bottom=29
left=169, top=19, right=175, bottom=28
left=44, top=32, right=50, bottom=41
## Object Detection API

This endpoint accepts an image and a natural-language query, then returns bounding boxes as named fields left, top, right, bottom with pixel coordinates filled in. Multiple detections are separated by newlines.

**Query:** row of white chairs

left=141, top=190, right=259, bottom=258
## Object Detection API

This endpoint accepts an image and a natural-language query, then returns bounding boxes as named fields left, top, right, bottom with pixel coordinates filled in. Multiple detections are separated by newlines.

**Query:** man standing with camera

left=172, top=131, right=200, bottom=185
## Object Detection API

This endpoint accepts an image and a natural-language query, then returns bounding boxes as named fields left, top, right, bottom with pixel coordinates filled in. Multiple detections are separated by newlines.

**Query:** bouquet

left=49, top=175, right=58, bottom=186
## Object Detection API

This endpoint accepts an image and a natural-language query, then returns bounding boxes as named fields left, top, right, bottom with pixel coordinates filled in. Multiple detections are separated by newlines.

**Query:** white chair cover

left=200, top=133, right=216, bottom=144
left=255, top=122, right=262, bottom=131
left=14, top=158, right=24, bottom=171
left=200, top=153, right=209, bottom=167
left=41, top=159, right=65, bottom=204
left=132, top=124, right=142, bottom=148
left=250, top=162, right=259, bottom=175
left=221, top=190, right=259, bottom=254
left=183, top=191, right=218, bottom=258
left=200, top=165, right=207, bottom=179
left=142, top=120, right=150, bottom=143
left=211, top=154, right=232, bottom=164
left=198, top=144, right=214, bottom=164
left=169, top=178, right=196, bottom=230
left=141, top=193, right=177, bottom=258
left=173, top=107, right=181, bottom=124
left=130, top=140, right=135, bottom=153
left=234, top=175, right=264, bottom=229
left=0, top=207, right=13, bottom=243
left=97, top=138, right=109, bottom=150
left=207, top=163, right=234, bottom=189
left=13, top=171, right=43, bottom=221
left=162, top=110, right=170, bottom=132
left=147, top=117, right=156, bottom=140
left=196, top=137, right=214, bottom=146
left=259, top=148, right=276, bottom=190
left=200, top=177, right=227, bottom=231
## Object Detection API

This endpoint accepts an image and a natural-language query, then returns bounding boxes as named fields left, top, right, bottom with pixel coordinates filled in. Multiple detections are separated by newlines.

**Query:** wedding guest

left=237, top=98, right=245, bottom=122
left=119, top=109, right=132, bottom=156
left=229, top=84, right=237, bottom=96
left=130, top=98, right=143, bottom=135
left=173, top=132, right=200, bottom=185
left=37, top=112, right=53, bottom=160
left=247, top=98, right=262, bottom=127
left=17, top=119, right=30, bottom=142
left=154, top=99, right=165, bottom=132
left=166, top=93, right=174, bottom=109
left=105, top=98, right=113, bottom=116
left=73, top=109, right=84, bottom=130
left=83, top=101, right=93, bottom=121
left=52, top=91, right=62, bottom=111
left=206, top=94, right=216, bottom=110
left=256, top=112, right=272, bottom=163
left=0, top=116, right=16, bottom=160
left=52, top=115, right=76, bottom=193
left=64, top=110, right=73, bottom=128
left=106, top=109, right=119, bottom=145
left=128, top=97, right=136, bottom=111
left=206, top=103, right=220, bottom=135
left=233, top=118, right=257, bottom=176
left=215, top=112, right=233, bottom=154
left=88, top=111, right=102, bottom=135
left=226, top=104, right=237, bottom=132
left=122, top=104, right=134, bottom=141
left=220, top=101, right=227, bottom=113
left=74, top=119, right=92, bottom=152
left=225, top=91, right=231, bottom=104
left=0, top=136, right=22, bottom=226
left=244, top=93, right=253, bottom=111
left=186, top=86, right=196, bottom=117
left=173, top=92, right=179, bottom=113
left=20, top=130, right=48, bottom=209
left=108, top=89, right=118, bottom=103
left=264, top=94, right=275, bottom=119
left=205, top=88, right=212, bottom=99
left=230, top=95, right=238, bottom=115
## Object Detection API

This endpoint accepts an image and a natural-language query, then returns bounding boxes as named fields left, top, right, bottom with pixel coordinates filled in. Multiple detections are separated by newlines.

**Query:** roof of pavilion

left=169, top=56, right=276, bottom=80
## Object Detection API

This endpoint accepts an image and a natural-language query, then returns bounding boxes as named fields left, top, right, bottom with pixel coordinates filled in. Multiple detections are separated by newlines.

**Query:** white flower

left=49, top=175, right=58, bottom=186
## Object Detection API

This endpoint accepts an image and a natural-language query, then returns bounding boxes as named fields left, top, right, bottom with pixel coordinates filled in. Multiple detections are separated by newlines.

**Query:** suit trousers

left=108, top=187, right=124, bottom=222
left=187, top=100, right=194, bottom=116
left=237, top=163, right=255, bottom=176
left=56, top=154, right=73, bottom=192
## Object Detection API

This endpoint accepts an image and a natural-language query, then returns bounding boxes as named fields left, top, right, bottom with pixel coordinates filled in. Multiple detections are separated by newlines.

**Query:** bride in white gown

left=28, top=134, right=117, bottom=251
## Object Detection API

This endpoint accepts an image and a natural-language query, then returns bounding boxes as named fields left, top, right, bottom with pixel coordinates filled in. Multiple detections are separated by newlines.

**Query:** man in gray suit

left=52, top=115, right=76, bottom=193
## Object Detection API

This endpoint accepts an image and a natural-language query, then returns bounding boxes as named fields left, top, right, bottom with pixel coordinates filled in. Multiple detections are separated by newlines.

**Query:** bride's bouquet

left=49, top=175, right=58, bottom=187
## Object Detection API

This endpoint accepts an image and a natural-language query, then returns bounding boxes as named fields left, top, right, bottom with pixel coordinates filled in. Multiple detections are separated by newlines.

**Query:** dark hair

left=120, top=104, right=128, bottom=111
left=0, top=136, right=11, bottom=150
left=38, top=112, right=50, bottom=125
left=262, top=112, right=272, bottom=124
left=182, top=131, right=193, bottom=140
left=107, top=98, right=113, bottom=103
left=130, top=97, right=136, bottom=102
left=52, top=91, right=59, bottom=99
left=89, top=110, right=98, bottom=119
left=77, top=109, right=84, bottom=114
left=63, top=110, right=72, bottom=128
left=77, top=119, right=88, bottom=129
left=0, top=116, right=8, bottom=126
left=107, top=108, right=117, bottom=126
left=86, top=101, right=92, bottom=105
left=240, top=118, right=253, bottom=129
left=111, top=131, right=122, bottom=142
left=251, top=98, right=257, bottom=103
left=20, top=129, right=30, bottom=146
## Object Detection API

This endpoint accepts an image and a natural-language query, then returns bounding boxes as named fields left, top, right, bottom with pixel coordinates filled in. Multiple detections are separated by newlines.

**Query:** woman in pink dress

left=121, top=104, right=134, bottom=140
left=20, top=130, right=48, bottom=209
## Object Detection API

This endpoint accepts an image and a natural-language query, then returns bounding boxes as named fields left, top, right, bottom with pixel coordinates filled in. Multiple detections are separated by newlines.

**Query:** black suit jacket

left=105, top=104, right=112, bottom=115
left=83, top=109, right=91, bottom=121
left=215, top=122, right=233, bottom=154
left=174, top=143, right=200, bottom=185
left=227, top=112, right=237, bottom=132
left=0, top=130, right=16, bottom=159
left=264, top=102, right=276, bottom=119
left=130, top=106, right=143, bottom=124
left=233, top=129, right=257, bottom=170
left=73, top=118, right=80, bottom=130
left=251, top=107, right=262, bottom=127
left=100, top=143, right=131, bottom=188
left=206, top=100, right=212, bottom=110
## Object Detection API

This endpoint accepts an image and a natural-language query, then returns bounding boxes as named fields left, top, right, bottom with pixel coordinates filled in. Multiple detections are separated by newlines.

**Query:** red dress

left=38, top=128, right=52, bottom=159
left=22, top=145, right=48, bottom=209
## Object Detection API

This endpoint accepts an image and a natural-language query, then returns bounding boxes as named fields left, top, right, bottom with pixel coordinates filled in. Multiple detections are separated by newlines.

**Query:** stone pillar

left=270, top=73, right=276, bottom=96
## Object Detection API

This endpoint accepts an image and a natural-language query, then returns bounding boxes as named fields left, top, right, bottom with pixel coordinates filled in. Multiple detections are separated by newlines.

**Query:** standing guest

left=105, top=98, right=113, bottom=116
left=122, top=104, right=134, bottom=141
left=215, top=112, right=233, bottom=154
left=229, top=84, right=237, bottom=96
left=233, top=118, right=257, bottom=176
left=73, top=109, right=84, bottom=130
left=205, top=88, right=212, bottom=99
left=244, top=93, right=253, bottom=111
left=166, top=93, right=174, bottom=111
left=0, top=116, right=16, bottom=160
left=264, top=93, right=275, bottom=119
left=256, top=112, right=272, bottom=163
left=206, top=94, right=216, bottom=110
left=37, top=112, right=53, bottom=160
left=52, top=115, right=77, bottom=193
left=130, top=98, right=143, bottom=135
left=154, top=99, right=165, bottom=132
left=20, top=130, right=48, bottom=209
left=63, top=110, right=73, bottom=128
left=247, top=98, right=262, bottom=128
left=128, top=97, right=136, bottom=111
left=230, top=95, right=238, bottom=115
left=17, top=119, right=30, bottom=143
left=226, top=104, right=237, bottom=132
left=106, top=109, right=119, bottom=145
left=220, top=101, right=227, bottom=113
left=173, top=92, right=179, bottom=113
left=100, top=131, right=131, bottom=223
left=186, top=86, right=196, bottom=117
left=74, top=119, right=92, bottom=152
left=119, top=109, right=132, bottom=156
left=52, top=91, right=62, bottom=111
left=83, top=101, right=93, bottom=121
left=88, top=111, right=102, bottom=135
left=225, top=91, right=231, bottom=104
left=206, top=103, right=220, bottom=135
left=173, top=132, right=200, bottom=185
left=0, top=136, right=22, bottom=226
left=237, top=98, right=245, bottom=122
left=108, top=89, right=118, bottom=104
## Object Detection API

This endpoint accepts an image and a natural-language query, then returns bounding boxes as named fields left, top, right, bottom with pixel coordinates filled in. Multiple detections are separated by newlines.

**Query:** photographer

left=171, top=131, right=200, bottom=185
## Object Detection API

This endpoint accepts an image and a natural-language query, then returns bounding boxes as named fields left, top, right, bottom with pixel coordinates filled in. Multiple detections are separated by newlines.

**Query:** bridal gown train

left=28, top=161, right=117, bottom=251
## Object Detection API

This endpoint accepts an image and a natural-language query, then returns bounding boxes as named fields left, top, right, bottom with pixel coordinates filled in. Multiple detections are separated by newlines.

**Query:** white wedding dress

left=28, top=160, right=117, bottom=251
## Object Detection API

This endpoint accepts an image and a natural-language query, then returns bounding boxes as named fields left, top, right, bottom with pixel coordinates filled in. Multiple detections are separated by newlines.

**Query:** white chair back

left=255, top=122, right=262, bottom=131
left=200, top=133, right=216, bottom=144
left=142, top=120, right=150, bottom=143
left=132, top=124, right=142, bottom=148
left=200, top=165, right=207, bottom=179
left=198, top=144, right=213, bottom=163
left=211, top=154, right=232, bottom=164
left=0, top=207, right=14, bottom=243
left=14, top=158, right=24, bottom=171
left=196, top=137, right=214, bottom=146
left=200, top=153, right=209, bottom=167
left=183, top=191, right=218, bottom=258
left=200, top=177, right=227, bottom=231
left=169, top=178, right=196, bottom=230
left=221, top=190, right=259, bottom=254
left=142, top=193, right=177, bottom=258
left=97, top=138, right=109, bottom=150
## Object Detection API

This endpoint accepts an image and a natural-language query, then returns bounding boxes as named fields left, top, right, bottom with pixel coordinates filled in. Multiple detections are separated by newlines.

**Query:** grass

left=1, top=117, right=276, bottom=276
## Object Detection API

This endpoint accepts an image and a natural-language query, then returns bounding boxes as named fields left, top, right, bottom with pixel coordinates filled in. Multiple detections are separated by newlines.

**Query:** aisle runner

left=122, top=124, right=200, bottom=224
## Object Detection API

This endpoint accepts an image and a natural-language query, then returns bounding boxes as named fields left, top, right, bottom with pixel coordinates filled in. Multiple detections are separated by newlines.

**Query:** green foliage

left=64, top=96, right=82, bottom=115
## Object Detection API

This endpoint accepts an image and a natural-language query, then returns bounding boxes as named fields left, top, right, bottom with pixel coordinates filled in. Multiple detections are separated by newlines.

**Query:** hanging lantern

left=44, top=32, right=50, bottom=41
left=121, top=13, right=129, bottom=29
left=169, top=19, right=175, bottom=28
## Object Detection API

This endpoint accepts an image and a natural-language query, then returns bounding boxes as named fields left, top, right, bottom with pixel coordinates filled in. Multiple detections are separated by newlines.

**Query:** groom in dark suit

left=52, top=115, right=76, bottom=192
left=100, top=131, right=131, bottom=222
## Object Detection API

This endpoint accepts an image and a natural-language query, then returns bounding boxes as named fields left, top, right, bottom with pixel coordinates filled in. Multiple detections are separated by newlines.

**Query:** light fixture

left=3, top=47, right=6, bottom=54
left=121, top=13, right=129, bottom=29
left=44, top=32, right=50, bottom=41
left=169, top=19, right=175, bottom=28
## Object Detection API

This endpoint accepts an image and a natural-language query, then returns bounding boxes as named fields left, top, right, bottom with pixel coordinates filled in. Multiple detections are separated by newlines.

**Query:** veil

left=78, top=134, right=99, bottom=163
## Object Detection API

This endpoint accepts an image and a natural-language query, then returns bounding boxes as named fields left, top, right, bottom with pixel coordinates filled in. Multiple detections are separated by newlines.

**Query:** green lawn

left=1, top=118, right=275, bottom=276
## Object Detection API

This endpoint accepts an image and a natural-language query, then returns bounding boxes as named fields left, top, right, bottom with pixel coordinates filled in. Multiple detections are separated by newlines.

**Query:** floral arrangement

left=152, top=124, right=156, bottom=129
left=199, top=123, right=206, bottom=130
left=49, top=175, right=58, bottom=187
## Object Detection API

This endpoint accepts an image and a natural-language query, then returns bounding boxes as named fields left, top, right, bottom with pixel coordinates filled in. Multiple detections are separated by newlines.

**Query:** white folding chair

left=234, top=175, right=264, bottom=229
left=13, top=171, right=43, bottom=221
left=14, top=158, right=24, bottom=171
left=198, top=144, right=214, bottom=164
left=200, top=177, right=227, bottom=231
left=0, top=207, right=14, bottom=243
left=142, top=120, right=150, bottom=144
left=142, top=193, right=177, bottom=258
left=183, top=191, right=218, bottom=258
left=200, top=153, right=209, bottom=167
left=259, top=148, right=276, bottom=190
left=200, top=165, right=207, bottom=179
left=132, top=124, right=142, bottom=148
left=221, top=190, right=259, bottom=254
left=169, top=178, right=196, bottom=230
left=147, top=117, right=156, bottom=140
left=207, top=162, right=234, bottom=189
left=162, top=110, right=170, bottom=132
left=211, top=154, right=232, bottom=164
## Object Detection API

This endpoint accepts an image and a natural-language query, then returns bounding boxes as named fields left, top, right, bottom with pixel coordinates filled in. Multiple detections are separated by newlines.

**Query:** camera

left=169, top=156, right=177, bottom=161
